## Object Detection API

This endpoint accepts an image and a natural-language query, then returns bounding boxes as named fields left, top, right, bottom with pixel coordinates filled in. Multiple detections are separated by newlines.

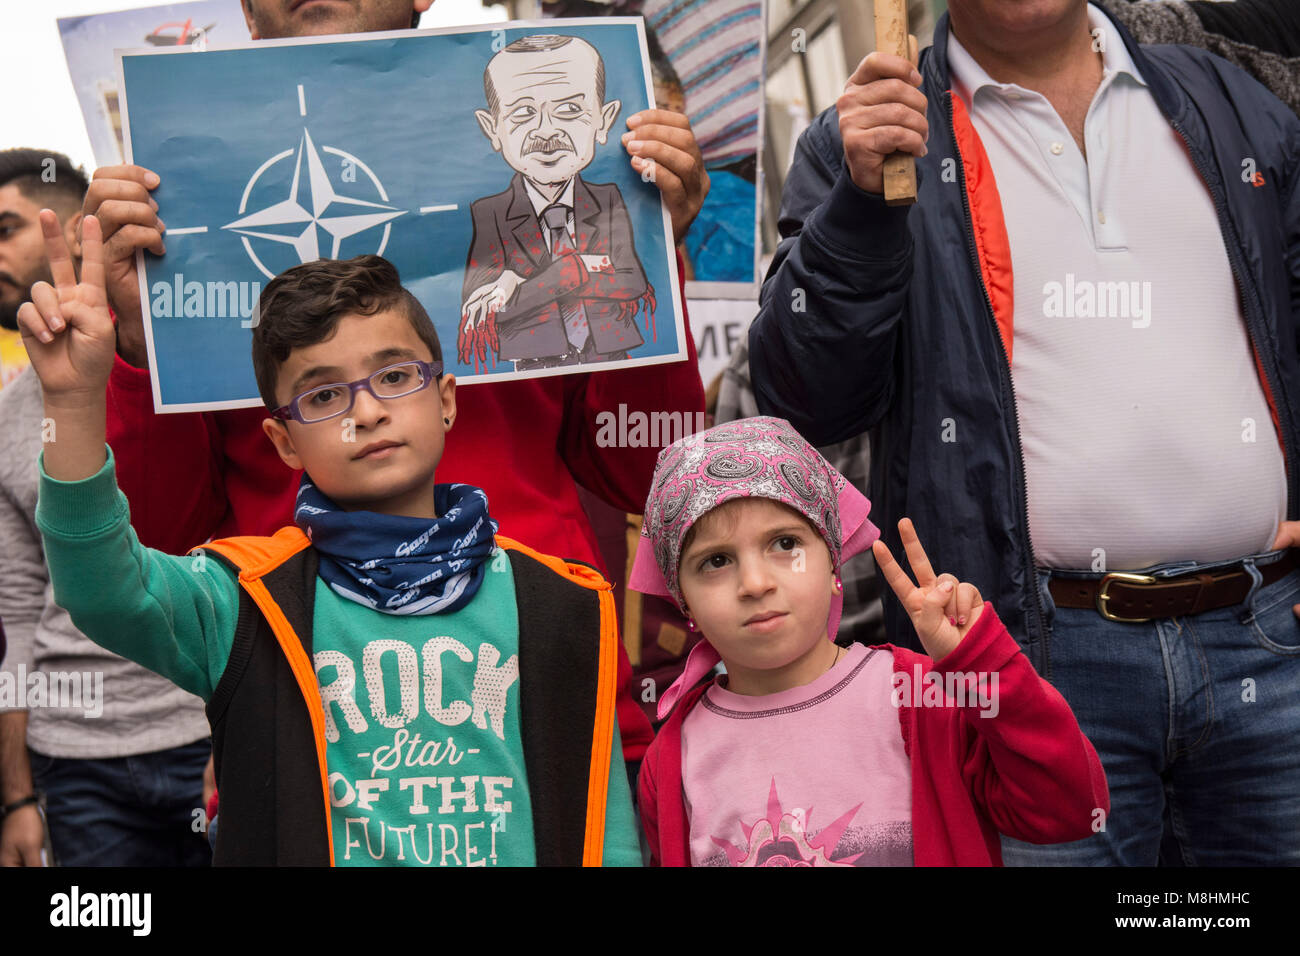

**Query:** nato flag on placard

left=119, top=19, right=683, bottom=412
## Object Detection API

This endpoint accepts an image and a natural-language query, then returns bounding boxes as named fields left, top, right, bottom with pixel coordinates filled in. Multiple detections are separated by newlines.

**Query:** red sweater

left=637, top=605, right=1110, bottom=866
left=104, top=258, right=704, bottom=761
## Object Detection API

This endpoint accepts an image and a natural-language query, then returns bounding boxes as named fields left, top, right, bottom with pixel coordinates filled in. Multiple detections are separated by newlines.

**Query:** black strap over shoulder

left=206, top=547, right=327, bottom=866
left=202, top=543, right=607, bottom=867
left=509, top=548, right=604, bottom=866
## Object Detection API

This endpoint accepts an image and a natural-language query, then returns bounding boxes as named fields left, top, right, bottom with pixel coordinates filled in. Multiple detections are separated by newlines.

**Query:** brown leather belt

left=1048, top=551, right=1300, bottom=623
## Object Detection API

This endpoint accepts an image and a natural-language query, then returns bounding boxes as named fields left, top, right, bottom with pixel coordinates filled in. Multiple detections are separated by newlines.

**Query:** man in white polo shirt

left=749, top=0, right=1300, bottom=864
left=947, top=5, right=1285, bottom=575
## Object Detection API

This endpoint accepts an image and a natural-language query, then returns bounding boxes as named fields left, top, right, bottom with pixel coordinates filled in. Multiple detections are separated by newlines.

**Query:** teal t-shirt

left=317, top=561, right=537, bottom=866
left=34, top=447, right=641, bottom=866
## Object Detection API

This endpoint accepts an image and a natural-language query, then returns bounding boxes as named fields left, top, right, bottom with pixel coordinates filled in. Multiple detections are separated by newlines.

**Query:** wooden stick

left=874, top=0, right=917, bottom=206
left=624, top=514, right=643, bottom=667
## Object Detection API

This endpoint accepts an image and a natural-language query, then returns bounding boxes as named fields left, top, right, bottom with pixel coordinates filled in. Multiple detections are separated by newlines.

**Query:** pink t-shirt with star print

left=680, top=643, right=913, bottom=866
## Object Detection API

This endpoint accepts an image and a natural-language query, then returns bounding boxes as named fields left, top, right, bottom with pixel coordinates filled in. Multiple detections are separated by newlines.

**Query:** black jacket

left=750, top=7, right=1300, bottom=674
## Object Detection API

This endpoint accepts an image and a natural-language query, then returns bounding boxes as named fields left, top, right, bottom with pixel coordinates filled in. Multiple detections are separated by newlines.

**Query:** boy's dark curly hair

left=252, top=254, right=442, bottom=410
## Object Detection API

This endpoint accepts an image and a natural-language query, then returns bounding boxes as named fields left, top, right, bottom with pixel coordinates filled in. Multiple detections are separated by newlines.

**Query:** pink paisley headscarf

left=629, top=416, right=879, bottom=719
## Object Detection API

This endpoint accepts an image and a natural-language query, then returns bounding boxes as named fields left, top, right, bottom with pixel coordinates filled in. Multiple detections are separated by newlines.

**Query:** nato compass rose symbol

left=168, top=84, right=456, bottom=279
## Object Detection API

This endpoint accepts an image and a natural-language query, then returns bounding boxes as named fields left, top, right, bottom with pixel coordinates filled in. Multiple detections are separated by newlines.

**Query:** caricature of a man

left=461, top=34, right=651, bottom=371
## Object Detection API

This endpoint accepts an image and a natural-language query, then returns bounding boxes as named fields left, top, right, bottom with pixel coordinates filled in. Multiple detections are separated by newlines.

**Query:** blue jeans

left=30, top=738, right=213, bottom=867
left=1001, top=550, right=1300, bottom=866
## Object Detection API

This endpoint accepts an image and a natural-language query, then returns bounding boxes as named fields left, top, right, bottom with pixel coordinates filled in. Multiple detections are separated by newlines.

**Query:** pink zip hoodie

left=637, top=603, right=1110, bottom=866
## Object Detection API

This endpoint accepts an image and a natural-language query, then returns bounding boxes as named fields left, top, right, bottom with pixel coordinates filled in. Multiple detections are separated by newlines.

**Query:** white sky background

left=0, top=0, right=509, bottom=175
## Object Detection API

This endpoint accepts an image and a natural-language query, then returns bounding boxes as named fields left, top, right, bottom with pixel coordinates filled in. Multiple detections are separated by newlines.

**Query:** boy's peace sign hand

left=872, top=518, right=984, bottom=662
left=16, top=212, right=118, bottom=404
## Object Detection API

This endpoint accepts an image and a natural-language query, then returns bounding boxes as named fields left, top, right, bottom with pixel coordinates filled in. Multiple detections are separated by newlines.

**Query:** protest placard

left=118, top=18, right=685, bottom=411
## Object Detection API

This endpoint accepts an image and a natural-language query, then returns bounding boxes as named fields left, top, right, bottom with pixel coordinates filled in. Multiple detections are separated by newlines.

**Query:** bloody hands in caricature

left=872, top=518, right=984, bottom=663
left=459, top=272, right=515, bottom=368
left=458, top=257, right=613, bottom=368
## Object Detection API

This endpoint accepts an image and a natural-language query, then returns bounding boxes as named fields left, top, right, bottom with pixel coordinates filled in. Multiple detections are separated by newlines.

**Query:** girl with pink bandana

left=630, top=417, right=1108, bottom=866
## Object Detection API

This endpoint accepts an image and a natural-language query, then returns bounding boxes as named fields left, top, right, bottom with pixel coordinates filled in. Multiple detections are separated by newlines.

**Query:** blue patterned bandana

left=294, top=475, right=499, bottom=615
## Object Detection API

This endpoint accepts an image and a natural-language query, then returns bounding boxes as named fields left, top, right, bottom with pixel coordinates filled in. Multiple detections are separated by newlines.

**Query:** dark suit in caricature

left=463, top=171, right=647, bottom=363
left=462, top=33, right=655, bottom=370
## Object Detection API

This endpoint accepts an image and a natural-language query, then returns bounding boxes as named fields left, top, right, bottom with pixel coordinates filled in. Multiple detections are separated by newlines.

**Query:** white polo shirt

left=946, top=3, right=1286, bottom=571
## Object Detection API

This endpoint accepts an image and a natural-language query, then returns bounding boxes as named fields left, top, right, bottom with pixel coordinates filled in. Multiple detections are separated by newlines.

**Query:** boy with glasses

left=18, top=220, right=638, bottom=866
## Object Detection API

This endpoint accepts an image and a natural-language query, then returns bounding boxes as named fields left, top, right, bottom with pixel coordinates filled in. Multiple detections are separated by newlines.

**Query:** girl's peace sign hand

left=16, top=211, right=118, bottom=404
left=872, top=518, right=985, bottom=662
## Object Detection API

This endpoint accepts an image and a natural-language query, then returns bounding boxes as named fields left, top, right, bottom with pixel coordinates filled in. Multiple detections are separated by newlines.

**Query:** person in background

left=0, top=150, right=210, bottom=867
left=1112, top=0, right=1300, bottom=114
left=748, top=0, right=1300, bottom=864
left=0, top=150, right=82, bottom=388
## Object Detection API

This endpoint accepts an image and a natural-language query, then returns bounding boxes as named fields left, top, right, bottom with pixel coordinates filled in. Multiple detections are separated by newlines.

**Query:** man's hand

left=0, top=805, right=44, bottom=866
left=1270, top=521, right=1300, bottom=619
left=17, top=213, right=117, bottom=402
left=79, top=165, right=165, bottom=368
left=622, top=109, right=710, bottom=243
left=837, top=37, right=928, bottom=195
left=0, top=711, right=42, bottom=866
left=1270, top=521, right=1300, bottom=552
left=872, top=517, right=984, bottom=662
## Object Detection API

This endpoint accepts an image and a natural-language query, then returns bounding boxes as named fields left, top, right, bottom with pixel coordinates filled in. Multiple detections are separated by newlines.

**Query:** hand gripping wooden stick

left=874, top=0, right=918, bottom=205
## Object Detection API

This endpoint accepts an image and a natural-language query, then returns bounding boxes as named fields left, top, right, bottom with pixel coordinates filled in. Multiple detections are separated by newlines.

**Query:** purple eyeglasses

left=270, top=359, right=443, bottom=424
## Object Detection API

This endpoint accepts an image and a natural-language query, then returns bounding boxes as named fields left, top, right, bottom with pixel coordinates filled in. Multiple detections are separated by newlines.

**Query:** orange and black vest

left=198, top=527, right=620, bottom=866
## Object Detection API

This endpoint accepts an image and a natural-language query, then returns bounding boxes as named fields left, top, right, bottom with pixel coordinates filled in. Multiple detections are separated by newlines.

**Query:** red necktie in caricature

left=542, top=203, right=591, bottom=352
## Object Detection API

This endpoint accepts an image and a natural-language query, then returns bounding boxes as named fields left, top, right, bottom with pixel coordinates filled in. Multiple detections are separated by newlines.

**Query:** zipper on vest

left=1167, top=118, right=1297, bottom=520
left=945, top=91, right=1050, bottom=676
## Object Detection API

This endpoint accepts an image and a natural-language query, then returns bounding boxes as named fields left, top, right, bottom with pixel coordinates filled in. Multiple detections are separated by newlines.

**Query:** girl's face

left=678, top=497, right=840, bottom=696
